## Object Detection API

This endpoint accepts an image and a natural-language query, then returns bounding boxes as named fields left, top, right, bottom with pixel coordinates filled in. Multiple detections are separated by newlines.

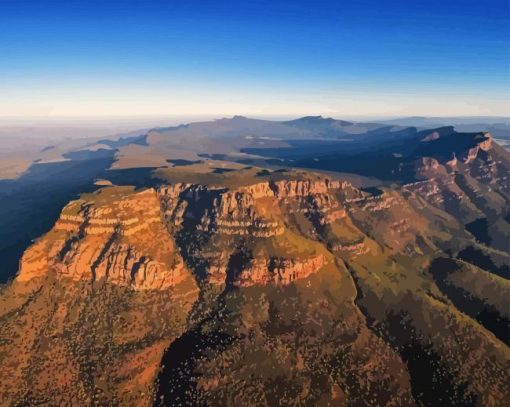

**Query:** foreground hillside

left=0, top=118, right=509, bottom=406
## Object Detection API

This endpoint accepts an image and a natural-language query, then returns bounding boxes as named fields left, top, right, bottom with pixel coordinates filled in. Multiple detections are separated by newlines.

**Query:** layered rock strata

left=18, top=188, right=188, bottom=290
left=20, top=178, right=359, bottom=289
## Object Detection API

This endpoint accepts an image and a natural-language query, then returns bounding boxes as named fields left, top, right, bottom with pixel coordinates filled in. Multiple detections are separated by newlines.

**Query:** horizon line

left=1, top=113, right=509, bottom=121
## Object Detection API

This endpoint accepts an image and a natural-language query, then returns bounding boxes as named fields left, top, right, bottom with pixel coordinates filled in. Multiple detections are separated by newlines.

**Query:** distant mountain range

left=378, top=116, right=510, bottom=148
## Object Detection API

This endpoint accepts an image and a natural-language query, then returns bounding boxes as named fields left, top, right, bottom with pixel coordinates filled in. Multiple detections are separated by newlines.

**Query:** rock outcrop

left=455, top=133, right=493, bottom=164
left=18, top=188, right=189, bottom=290
left=446, top=153, right=458, bottom=168
left=332, top=241, right=370, bottom=257
left=159, top=179, right=352, bottom=236
left=236, top=254, right=327, bottom=287
left=158, top=178, right=356, bottom=285
left=19, top=178, right=360, bottom=289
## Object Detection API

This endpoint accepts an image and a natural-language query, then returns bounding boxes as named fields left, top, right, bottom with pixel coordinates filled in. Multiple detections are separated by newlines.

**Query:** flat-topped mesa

left=159, top=178, right=352, bottom=204
left=157, top=178, right=353, bottom=286
left=235, top=178, right=353, bottom=199
left=159, top=183, right=284, bottom=236
left=270, top=178, right=347, bottom=197
left=54, top=189, right=162, bottom=236
left=18, top=188, right=191, bottom=290
left=159, top=178, right=357, bottom=237
left=216, top=179, right=352, bottom=233
left=19, top=177, right=362, bottom=288
left=236, top=254, right=327, bottom=287
left=214, top=188, right=284, bottom=236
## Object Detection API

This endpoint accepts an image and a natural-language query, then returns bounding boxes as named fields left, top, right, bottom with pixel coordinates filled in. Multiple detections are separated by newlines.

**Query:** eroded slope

left=0, top=169, right=509, bottom=406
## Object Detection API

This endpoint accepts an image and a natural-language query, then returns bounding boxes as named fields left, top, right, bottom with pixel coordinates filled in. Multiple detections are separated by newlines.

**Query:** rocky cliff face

left=236, top=254, right=327, bottom=287
left=20, top=168, right=505, bottom=293
left=157, top=178, right=361, bottom=286
left=2, top=168, right=510, bottom=407
left=403, top=132, right=510, bottom=252
left=462, top=132, right=493, bottom=163
left=18, top=188, right=189, bottom=290
left=18, top=179, right=357, bottom=290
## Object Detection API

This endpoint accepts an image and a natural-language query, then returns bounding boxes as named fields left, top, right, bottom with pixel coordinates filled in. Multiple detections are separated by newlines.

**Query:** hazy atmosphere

left=1, top=0, right=509, bottom=118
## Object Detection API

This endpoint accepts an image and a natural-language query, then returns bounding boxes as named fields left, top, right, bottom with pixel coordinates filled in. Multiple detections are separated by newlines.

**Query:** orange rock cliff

left=18, top=178, right=365, bottom=289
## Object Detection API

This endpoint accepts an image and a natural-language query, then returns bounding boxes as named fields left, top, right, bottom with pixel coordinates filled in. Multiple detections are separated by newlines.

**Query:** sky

left=1, top=0, right=509, bottom=118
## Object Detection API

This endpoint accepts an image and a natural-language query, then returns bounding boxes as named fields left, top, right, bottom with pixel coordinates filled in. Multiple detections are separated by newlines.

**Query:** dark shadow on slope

left=105, top=167, right=161, bottom=189
left=211, top=167, right=235, bottom=174
left=399, top=339, right=478, bottom=407
left=430, top=258, right=509, bottom=345
left=348, top=266, right=478, bottom=407
left=153, top=265, right=244, bottom=406
left=465, top=218, right=491, bottom=246
left=154, top=235, right=254, bottom=405
left=457, top=246, right=510, bottom=279
left=171, top=186, right=225, bottom=284
left=153, top=325, right=234, bottom=407
left=385, top=312, right=478, bottom=407
left=360, top=186, right=384, bottom=196
left=166, top=159, right=203, bottom=167
left=225, top=246, right=253, bottom=289
left=0, top=153, right=115, bottom=283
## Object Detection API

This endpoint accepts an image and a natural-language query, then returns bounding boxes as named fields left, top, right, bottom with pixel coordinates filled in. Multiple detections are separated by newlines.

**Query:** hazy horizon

left=2, top=0, right=509, bottom=118
left=2, top=113, right=510, bottom=126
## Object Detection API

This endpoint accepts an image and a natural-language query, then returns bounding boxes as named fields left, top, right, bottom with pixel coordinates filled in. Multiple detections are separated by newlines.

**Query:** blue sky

left=1, top=0, right=509, bottom=117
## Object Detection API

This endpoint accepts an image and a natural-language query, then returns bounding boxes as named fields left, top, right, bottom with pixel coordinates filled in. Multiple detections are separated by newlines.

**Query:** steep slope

left=0, top=168, right=509, bottom=406
left=245, top=127, right=510, bottom=262
left=404, top=132, right=510, bottom=260
left=153, top=176, right=509, bottom=406
left=0, top=187, right=199, bottom=406
left=18, top=186, right=188, bottom=289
